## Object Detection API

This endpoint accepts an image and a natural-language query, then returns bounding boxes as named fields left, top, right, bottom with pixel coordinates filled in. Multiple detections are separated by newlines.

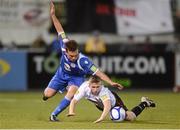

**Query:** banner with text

left=28, top=52, right=174, bottom=89
left=27, top=52, right=60, bottom=89
left=66, top=0, right=174, bottom=35
left=114, top=0, right=174, bottom=35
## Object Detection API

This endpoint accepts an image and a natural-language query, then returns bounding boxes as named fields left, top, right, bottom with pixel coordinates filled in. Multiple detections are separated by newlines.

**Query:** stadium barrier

left=0, top=51, right=176, bottom=91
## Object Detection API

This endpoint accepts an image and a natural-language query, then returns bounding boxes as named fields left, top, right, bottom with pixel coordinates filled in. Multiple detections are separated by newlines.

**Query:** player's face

left=66, top=50, right=79, bottom=62
left=90, top=82, right=102, bottom=95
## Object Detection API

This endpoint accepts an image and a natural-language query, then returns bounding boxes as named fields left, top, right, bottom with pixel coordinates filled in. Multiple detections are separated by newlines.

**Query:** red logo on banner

left=114, top=7, right=136, bottom=17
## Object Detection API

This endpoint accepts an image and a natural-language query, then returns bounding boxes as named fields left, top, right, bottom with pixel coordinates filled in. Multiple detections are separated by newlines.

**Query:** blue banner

left=0, top=51, right=27, bottom=91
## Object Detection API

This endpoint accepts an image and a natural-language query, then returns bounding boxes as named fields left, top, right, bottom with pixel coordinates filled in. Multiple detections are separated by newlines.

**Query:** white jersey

left=74, top=81, right=116, bottom=108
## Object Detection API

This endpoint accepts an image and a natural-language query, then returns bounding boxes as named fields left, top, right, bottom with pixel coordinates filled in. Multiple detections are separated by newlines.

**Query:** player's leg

left=125, top=111, right=136, bottom=121
left=111, top=91, right=136, bottom=121
left=126, top=97, right=156, bottom=121
left=111, top=90, right=128, bottom=111
left=43, top=73, right=62, bottom=101
left=43, top=87, right=57, bottom=101
left=51, top=85, right=78, bottom=118
left=110, top=91, right=155, bottom=121
left=113, top=93, right=136, bottom=121
left=50, top=76, right=84, bottom=121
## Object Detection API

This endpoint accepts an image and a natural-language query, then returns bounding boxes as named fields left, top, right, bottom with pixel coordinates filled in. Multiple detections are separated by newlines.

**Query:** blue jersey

left=47, top=32, right=98, bottom=92
left=58, top=33, right=97, bottom=76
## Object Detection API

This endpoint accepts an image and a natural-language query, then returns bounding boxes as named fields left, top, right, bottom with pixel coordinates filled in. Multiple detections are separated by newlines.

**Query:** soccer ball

left=110, top=106, right=126, bottom=122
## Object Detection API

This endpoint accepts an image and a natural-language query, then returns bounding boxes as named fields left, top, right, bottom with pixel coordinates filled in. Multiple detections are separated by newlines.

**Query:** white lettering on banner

left=91, top=56, right=166, bottom=74
left=33, top=55, right=166, bottom=75
left=33, top=55, right=59, bottom=74
left=114, top=57, right=123, bottom=73
left=44, top=55, right=59, bottom=73
left=149, top=57, right=166, bottom=74
left=176, top=54, right=180, bottom=85
left=33, top=56, right=44, bottom=73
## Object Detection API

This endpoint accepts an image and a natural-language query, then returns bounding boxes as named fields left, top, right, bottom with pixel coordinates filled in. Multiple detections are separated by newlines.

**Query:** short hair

left=89, top=76, right=101, bottom=84
left=65, top=40, right=78, bottom=52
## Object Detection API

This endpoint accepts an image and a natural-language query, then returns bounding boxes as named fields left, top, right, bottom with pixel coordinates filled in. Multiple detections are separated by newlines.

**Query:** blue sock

left=51, top=97, right=71, bottom=116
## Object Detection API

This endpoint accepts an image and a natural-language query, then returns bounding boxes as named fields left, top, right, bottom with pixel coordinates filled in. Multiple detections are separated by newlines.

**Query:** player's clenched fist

left=50, top=0, right=55, bottom=16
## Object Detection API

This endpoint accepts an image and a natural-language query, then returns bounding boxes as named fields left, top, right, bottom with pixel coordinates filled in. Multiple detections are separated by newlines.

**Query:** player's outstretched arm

left=67, top=99, right=78, bottom=116
left=50, top=0, right=64, bottom=33
left=94, top=99, right=111, bottom=123
left=95, top=70, right=124, bottom=90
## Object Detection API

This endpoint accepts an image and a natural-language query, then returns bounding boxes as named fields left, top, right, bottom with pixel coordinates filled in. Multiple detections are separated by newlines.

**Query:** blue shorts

left=48, top=68, right=85, bottom=92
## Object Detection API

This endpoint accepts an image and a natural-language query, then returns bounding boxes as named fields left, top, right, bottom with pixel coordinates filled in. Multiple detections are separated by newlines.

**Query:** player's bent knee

left=125, top=111, right=136, bottom=121
left=44, top=87, right=56, bottom=98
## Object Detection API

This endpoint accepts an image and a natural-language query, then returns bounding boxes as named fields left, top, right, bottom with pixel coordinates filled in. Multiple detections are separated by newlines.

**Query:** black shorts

left=95, top=90, right=128, bottom=111
left=110, top=90, right=128, bottom=111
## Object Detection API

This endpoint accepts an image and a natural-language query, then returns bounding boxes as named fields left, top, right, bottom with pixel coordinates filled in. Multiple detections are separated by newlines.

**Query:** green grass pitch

left=0, top=91, right=180, bottom=129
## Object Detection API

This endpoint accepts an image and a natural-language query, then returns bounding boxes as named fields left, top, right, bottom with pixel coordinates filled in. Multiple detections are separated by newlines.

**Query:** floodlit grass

left=0, top=91, right=180, bottom=129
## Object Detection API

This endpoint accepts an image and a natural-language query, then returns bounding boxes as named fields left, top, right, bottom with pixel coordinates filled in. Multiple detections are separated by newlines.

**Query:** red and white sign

left=114, top=0, right=174, bottom=35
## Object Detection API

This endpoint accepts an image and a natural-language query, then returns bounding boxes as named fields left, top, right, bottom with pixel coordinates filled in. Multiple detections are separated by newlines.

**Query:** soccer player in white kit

left=68, top=76, right=156, bottom=123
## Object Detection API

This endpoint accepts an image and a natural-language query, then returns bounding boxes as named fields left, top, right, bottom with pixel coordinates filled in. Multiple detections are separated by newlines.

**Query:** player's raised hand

left=50, top=0, right=55, bottom=16
left=111, top=82, right=124, bottom=90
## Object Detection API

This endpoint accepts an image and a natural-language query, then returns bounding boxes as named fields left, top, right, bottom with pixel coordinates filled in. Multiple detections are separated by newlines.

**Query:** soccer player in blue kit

left=43, top=0, right=124, bottom=122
